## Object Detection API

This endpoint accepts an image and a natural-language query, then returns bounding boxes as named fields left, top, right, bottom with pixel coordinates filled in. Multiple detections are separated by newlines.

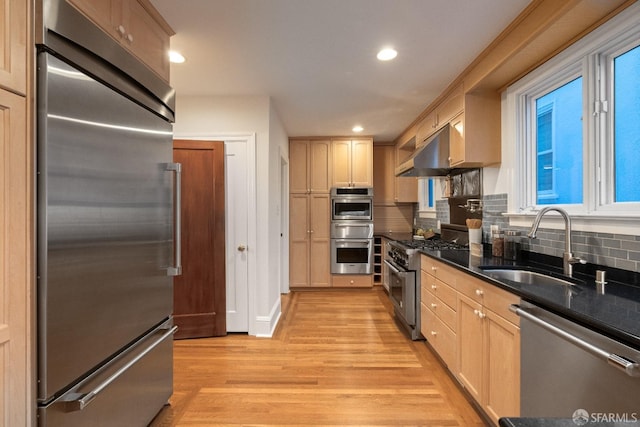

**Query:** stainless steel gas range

left=385, top=227, right=468, bottom=340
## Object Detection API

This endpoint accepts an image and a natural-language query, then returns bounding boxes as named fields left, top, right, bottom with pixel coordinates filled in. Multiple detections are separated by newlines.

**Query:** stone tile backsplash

left=415, top=193, right=640, bottom=273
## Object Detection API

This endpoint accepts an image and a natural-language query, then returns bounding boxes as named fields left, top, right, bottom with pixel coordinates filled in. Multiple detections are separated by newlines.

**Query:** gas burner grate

left=400, top=238, right=468, bottom=251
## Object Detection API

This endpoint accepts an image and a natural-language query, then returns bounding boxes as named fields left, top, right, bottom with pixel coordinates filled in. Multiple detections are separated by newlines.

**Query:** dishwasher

left=511, top=301, right=640, bottom=420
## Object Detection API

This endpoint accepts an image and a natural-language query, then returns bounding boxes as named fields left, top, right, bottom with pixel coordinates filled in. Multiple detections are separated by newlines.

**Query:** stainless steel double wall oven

left=330, top=187, right=374, bottom=274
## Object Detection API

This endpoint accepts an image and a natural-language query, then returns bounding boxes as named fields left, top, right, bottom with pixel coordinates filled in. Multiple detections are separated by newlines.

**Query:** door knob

left=237, top=245, right=247, bottom=252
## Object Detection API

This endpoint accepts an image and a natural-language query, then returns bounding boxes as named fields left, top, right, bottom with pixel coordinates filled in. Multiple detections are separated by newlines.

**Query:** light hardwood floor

left=150, top=288, right=488, bottom=426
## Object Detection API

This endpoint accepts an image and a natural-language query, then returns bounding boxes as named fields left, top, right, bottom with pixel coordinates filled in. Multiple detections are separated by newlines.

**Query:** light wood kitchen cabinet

left=421, top=255, right=520, bottom=425
left=0, top=1, right=31, bottom=422
left=66, top=0, right=174, bottom=81
left=289, top=193, right=331, bottom=287
left=448, top=90, right=501, bottom=167
left=373, top=144, right=417, bottom=204
left=0, top=0, right=27, bottom=94
left=331, top=274, right=372, bottom=288
left=457, top=273, right=520, bottom=425
left=331, top=138, right=373, bottom=187
left=421, top=256, right=459, bottom=371
left=416, top=83, right=464, bottom=145
left=289, top=139, right=332, bottom=194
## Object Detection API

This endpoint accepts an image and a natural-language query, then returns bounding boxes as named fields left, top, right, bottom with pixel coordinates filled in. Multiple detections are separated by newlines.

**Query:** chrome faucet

left=527, top=207, right=586, bottom=277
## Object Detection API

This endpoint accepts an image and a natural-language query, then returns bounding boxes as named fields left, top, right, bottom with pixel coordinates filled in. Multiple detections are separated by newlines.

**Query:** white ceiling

left=150, top=0, right=531, bottom=142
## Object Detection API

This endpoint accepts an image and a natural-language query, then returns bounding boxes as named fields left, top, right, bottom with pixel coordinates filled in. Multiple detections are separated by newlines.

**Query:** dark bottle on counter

left=504, top=230, right=520, bottom=260
left=492, top=230, right=504, bottom=257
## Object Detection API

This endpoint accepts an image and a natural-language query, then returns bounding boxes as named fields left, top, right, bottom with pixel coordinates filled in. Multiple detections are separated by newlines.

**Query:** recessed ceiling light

left=377, top=48, right=397, bottom=61
left=169, top=51, right=186, bottom=64
left=352, top=125, right=364, bottom=133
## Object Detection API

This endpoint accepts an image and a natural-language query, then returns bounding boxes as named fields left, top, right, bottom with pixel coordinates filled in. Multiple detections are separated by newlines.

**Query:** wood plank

left=150, top=289, right=488, bottom=426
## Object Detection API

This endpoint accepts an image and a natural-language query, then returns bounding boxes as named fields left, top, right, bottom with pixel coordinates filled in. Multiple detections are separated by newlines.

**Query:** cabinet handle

left=116, top=25, right=126, bottom=36
left=126, top=33, right=134, bottom=43
left=431, top=331, right=437, bottom=336
left=431, top=285, right=437, bottom=290
left=310, top=230, right=314, bottom=234
left=431, top=266, right=437, bottom=271
left=431, top=303, right=437, bottom=309
left=475, top=289, right=484, bottom=296
left=350, top=280, right=354, bottom=284
left=474, top=309, right=486, bottom=319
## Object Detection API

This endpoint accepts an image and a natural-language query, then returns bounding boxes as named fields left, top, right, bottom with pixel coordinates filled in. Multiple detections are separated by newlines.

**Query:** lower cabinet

left=421, top=255, right=520, bottom=426
left=332, top=274, right=373, bottom=288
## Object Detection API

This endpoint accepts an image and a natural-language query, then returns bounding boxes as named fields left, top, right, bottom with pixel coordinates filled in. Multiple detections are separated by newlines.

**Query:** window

left=418, top=177, right=435, bottom=212
left=509, top=5, right=640, bottom=216
left=613, top=44, right=640, bottom=203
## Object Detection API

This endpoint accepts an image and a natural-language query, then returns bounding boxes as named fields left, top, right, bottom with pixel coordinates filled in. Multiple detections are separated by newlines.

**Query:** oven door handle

left=384, top=259, right=410, bottom=275
left=510, top=304, right=640, bottom=378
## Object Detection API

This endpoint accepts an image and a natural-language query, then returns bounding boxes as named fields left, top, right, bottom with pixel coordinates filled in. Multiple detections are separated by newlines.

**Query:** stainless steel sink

left=479, top=268, right=577, bottom=287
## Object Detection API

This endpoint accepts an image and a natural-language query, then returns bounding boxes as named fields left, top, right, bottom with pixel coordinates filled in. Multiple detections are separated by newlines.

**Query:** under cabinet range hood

left=395, top=124, right=454, bottom=177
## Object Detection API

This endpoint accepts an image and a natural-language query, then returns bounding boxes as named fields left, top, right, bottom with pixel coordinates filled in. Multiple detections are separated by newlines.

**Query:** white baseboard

left=254, top=297, right=281, bottom=338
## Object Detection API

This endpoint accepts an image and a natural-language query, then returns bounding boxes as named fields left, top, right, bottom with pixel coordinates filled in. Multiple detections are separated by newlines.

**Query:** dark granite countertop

left=379, top=234, right=640, bottom=350
left=428, top=248, right=640, bottom=350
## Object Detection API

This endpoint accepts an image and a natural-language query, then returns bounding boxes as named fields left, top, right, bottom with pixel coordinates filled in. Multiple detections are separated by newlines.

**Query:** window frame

left=508, top=4, right=640, bottom=219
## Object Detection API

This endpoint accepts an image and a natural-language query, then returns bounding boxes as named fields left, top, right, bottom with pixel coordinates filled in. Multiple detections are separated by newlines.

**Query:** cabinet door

left=0, top=0, right=27, bottom=94
left=122, top=0, right=171, bottom=81
left=350, top=139, right=373, bottom=187
left=449, top=112, right=465, bottom=167
left=457, top=293, right=484, bottom=403
left=484, top=311, right=520, bottom=424
left=309, top=194, right=330, bottom=287
left=436, top=83, right=464, bottom=128
left=373, top=145, right=395, bottom=204
left=289, top=194, right=310, bottom=286
left=66, top=0, right=120, bottom=39
left=0, top=89, right=29, bottom=426
left=289, top=140, right=309, bottom=193
left=331, top=140, right=351, bottom=187
left=309, top=140, right=331, bottom=192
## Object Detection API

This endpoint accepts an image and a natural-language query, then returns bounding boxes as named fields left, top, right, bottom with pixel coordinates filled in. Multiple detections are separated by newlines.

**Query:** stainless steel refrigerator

left=36, top=1, right=180, bottom=425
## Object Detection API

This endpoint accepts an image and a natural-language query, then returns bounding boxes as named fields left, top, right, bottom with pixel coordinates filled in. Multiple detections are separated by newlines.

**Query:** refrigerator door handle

left=167, top=162, right=182, bottom=276
left=60, top=325, right=178, bottom=412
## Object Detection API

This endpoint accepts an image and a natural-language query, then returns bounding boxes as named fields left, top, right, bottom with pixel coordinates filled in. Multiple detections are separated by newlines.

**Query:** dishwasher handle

left=510, top=304, right=640, bottom=378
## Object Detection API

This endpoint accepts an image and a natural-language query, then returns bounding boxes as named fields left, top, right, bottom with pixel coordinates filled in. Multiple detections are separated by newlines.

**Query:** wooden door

left=309, top=194, right=330, bottom=287
left=331, top=140, right=351, bottom=187
left=456, top=293, right=484, bottom=403
left=289, top=140, right=309, bottom=193
left=173, top=140, right=226, bottom=339
left=373, top=145, right=395, bottom=204
left=484, top=311, right=520, bottom=423
left=351, top=139, right=373, bottom=187
left=289, top=194, right=310, bottom=287
left=0, top=79, right=30, bottom=427
left=0, top=0, right=27, bottom=94
left=309, top=140, right=331, bottom=192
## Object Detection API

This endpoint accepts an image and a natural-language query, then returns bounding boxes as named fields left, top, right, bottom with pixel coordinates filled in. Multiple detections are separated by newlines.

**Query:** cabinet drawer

left=433, top=279, right=457, bottom=310
left=457, top=274, right=519, bottom=325
left=421, top=255, right=458, bottom=288
left=331, top=274, right=372, bottom=288
left=456, top=273, right=487, bottom=304
left=421, top=303, right=457, bottom=370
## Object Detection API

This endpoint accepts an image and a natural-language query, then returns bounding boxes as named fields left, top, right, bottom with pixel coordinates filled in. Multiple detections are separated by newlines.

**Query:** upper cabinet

left=413, top=83, right=500, bottom=169
left=448, top=90, right=501, bottom=167
left=0, top=0, right=27, bottom=94
left=66, top=0, right=174, bottom=82
left=416, top=83, right=464, bottom=146
left=373, top=144, right=417, bottom=204
left=331, top=138, right=373, bottom=188
left=289, top=139, right=332, bottom=194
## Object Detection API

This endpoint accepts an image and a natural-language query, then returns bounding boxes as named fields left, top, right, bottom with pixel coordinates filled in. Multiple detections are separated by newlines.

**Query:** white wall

left=172, top=94, right=286, bottom=337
